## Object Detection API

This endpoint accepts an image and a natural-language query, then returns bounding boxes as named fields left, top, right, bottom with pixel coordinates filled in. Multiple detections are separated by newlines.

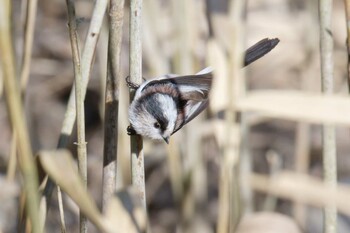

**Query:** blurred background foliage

left=0, top=0, right=349, bottom=232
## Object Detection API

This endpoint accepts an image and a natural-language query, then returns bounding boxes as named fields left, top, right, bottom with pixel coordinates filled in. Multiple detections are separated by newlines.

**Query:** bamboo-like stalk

left=319, top=0, right=337, bottom=232
left=0, top=1, right=41, bottom=233
left=41, top=0, right=108, bottom=217
left=344, top=0, right=350, bottom=91
left=65, top=0, right=88, bottom=232
left=129, top=0, right=147, bottom=213
left=102, top=0, right=125, bottom=212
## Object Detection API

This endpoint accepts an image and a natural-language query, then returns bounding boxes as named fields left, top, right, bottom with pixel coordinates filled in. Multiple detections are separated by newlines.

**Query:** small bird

left=127, top=38, right=279, bottom=143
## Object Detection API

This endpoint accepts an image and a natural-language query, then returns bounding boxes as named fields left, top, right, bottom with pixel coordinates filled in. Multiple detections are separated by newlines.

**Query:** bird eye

left=154, top=122, right=160, bottom=129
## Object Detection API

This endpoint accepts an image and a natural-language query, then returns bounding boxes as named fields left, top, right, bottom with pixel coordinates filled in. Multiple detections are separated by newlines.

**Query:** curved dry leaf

left=38, top=150, right=108, bottom=232
left=39, top=150, right=148, bottom=233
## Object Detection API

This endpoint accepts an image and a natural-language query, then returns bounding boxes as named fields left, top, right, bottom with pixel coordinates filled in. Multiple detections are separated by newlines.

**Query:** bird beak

left=163, top=136, right=169, bottom=144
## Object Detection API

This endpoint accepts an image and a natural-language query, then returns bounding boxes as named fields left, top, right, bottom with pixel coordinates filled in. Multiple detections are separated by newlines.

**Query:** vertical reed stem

left=41, top=0, right=108, bottom=218
left=129, top=0, right=147, bottom=212
left=20, top=0, right=38, bottom=91
left=102, top=0, right=125, bottom=212
left=319, top=0, right=337, bottom=232
left=344, top=0, right=350, bottom=91
left=65, top=0, right=88, bottom=232
left=219, top=0, right=245, bottom=232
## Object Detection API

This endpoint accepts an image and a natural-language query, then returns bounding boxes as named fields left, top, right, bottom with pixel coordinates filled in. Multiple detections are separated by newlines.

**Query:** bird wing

left=169, top=68, right=213, bottom=133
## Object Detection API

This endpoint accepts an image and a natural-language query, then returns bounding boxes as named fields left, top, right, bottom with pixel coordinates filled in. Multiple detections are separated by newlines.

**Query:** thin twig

left=65, top=0, right=88, bottom=232
left=0, top=1, right=41, bottom=232
left=319, top=0, right=337, bottom=232
left=40, top=0, right=108, bottom=218
left=102, top=0, right=125, bottom=212
left=129, top=0, right=147, bottom=213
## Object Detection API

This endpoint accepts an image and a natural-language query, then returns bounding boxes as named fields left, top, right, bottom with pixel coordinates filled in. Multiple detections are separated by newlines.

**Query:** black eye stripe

left=140, top=94, right=169, bottom=131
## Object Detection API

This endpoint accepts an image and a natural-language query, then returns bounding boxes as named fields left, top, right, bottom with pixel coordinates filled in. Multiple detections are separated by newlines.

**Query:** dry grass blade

left=237, top=91, right=350, bottom=125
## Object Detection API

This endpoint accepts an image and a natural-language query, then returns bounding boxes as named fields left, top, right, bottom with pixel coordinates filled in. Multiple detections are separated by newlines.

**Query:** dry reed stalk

left=262, top=150, right=282, bottom=211
left=208, top=16, right=232, bottom=233
left=249, top=172, right=350, bottom=217
left=7, top=132, right=17, bottom=180
left=41, top=0, right=108, bottom=219
left=236, top=90, right=350, bottom=125
left=10, top=0, right=39, bottom=226
left=239, top=116, right=253, bottom=214
left=171, top=0, right=198, bottom=232
left=344, top=0, right=350, bottom=91
left=236, top=4, right=251, bottom=216
left=129, top=0, right=147, bottom=213
left=65, top=0, right=88, bottom=232
left=293, top=2, right=318, bottom=224
left=216, top=0, right=246, bottom=232
left=293, top=122, right=310, bottom=226
left=171, top=0, right=193, bottom=74
left=166, top=139, right=184, bottom=203
left=20, top=0, right=37, bottom=91
left=0, top=1, right=41, bottom=232
left=142, top=1, right=169, bottom=75
left=0, top=64, right=3, bottom=96
left=102, top=0, right=125, bottom=212
left=319, top=0, right=337, bottom=232
left=8, top=0, right=38, bottom=182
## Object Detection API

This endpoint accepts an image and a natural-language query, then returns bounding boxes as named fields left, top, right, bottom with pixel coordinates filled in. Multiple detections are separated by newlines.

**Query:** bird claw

left=127, top=125, right=137, bottom=135
left=125, top=76, right=139, bottom=89
left=125, top=76, right=146, bottom=90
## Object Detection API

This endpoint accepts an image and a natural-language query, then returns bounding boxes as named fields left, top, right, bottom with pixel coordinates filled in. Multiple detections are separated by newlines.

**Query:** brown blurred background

left=1, top=0, right=350, bottom=232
